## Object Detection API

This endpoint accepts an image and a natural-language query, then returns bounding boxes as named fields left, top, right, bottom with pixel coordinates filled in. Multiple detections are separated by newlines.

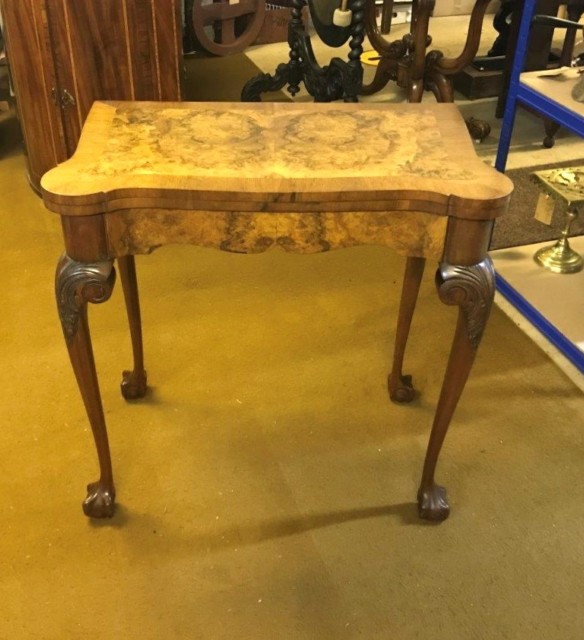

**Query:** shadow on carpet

left=491, top=159, right=584, bottom=250
left=183, top=52, right=291, bottom=102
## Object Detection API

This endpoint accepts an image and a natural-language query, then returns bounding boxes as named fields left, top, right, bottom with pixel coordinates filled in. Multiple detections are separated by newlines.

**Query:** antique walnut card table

left=41, top=101, right=512, bottom=522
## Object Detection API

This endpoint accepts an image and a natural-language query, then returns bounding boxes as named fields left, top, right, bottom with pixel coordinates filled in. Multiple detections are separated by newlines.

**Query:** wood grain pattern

left=41, top=101, right=513, bottom=219
left=45, top=0, right=84, bottom=154
left=106, top=209, right=448, bottom=258
left=1, top=0, right=182, bottom=190
left=0, top=0, right=67, bottom=186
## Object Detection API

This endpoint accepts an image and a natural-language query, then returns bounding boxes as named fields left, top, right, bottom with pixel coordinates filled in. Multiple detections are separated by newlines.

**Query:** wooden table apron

left=42, top=100, right=513, bottom=522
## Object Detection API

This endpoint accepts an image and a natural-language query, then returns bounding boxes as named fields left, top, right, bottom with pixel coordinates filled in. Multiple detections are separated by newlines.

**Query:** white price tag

left=534, top=192, right=555, bottom=225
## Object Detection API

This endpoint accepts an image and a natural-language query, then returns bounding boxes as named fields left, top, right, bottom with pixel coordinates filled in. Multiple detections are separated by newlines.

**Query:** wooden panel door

left=1, top=0, right=183, bottom=190
left=45, top=0, right=183, bottom=155
left=0, top=0, right=68, bottom=189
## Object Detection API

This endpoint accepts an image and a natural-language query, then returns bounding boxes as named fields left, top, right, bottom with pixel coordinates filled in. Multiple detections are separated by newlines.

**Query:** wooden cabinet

left=0, top=0, right=182, bottom=191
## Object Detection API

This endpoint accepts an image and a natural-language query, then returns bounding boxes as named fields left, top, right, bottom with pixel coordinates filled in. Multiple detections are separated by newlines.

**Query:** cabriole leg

left=117, top=256, right=147, bottom=400
left=55, top=254, right=117, bottom=518
left=417, top=257, right=495, bottom=521
left=389, top=256, right=425, bottom=403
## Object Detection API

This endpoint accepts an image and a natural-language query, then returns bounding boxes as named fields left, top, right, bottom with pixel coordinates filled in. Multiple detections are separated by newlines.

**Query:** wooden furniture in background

left=361, top=0, right=493, bottom=141
left=190, top=0, right=265, bottom=55
left=41, top=100, right=512, bottom=522
left=454, top=0, right=562, bottom=101
left=362, top=0, right=492, bottom=102
left=0, top=0, right=182, bottom=191
left=241, top=0, right=364, bottom=102
left=494, top=0, right=562, bottom=116
left=495, top=6, right=584, bottom=171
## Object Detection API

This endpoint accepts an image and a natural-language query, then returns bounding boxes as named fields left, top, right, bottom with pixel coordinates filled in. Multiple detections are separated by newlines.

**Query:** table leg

left=417, top=257, right=495, bottom=521
left=117, top=256, right=148, bottom=400
left=543, top=119, right=560, bottom=149
left=55, top=254, right=117, bottom=518
left=388, top=256, right=425, bottom=403
left=360, top=59, right=395, bottom=96
left=380, top=0, right=394, bottom=35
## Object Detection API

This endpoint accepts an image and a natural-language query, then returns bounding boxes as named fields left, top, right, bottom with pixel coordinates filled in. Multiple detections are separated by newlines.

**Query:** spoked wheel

left=191, top=0, right=266, bottom=56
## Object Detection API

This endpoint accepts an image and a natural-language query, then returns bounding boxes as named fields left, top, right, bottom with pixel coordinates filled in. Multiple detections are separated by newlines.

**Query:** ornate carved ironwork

left=436, top=258, right=495, bottom=349
left=241, top=0, right=363, bottom=103
left=55, top=255, right=116, bottom=342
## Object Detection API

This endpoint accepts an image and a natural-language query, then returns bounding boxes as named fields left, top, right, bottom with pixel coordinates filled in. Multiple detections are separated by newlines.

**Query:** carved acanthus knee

left=435, top=257, right=495, bottom=349
left=55, top=254, right=116, bottom=341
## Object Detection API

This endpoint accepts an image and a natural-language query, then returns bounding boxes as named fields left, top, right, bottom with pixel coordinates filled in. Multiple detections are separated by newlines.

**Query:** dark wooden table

left=41, top=100, right=512, bottom=522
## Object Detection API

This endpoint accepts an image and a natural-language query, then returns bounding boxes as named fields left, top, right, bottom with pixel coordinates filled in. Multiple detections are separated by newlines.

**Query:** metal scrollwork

left=55, top=255, right=116, bottom=342
left=436, top=258, right=495, bottom=349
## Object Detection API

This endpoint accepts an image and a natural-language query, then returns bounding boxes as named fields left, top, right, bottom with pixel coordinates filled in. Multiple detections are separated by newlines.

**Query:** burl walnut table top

left=41, top=101, right=512, bottom=219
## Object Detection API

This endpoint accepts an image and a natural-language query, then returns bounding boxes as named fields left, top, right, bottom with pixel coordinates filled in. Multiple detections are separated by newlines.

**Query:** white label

left=534, top=192, right=555, bottom=225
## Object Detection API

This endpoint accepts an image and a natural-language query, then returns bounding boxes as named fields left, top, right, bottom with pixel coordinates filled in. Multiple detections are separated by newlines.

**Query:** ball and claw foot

left=543, top=136, right=555, bottom=149
left=121, top=369, right=148, bottom=400
left=417, top=483, right=450, bottom=522
left=82, top=481, right=116, bottom=518
left=388, top=373, right=416, bottom=403
left=466, top=117, right=491, bottom=143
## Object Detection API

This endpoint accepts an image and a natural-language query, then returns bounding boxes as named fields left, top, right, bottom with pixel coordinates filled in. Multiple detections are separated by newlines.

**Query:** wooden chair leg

left=55, top=254, right=117, bottom=518
left=417, top=258, right=495, bottom=521
left=380, top=0, right=394, bottom=34
left=117, top=256, right=148, bottom=400
left=426, top=71, right=454, bottom=103
left=388, top=256, right=425, bottom=402
left=543, top=118, right=560, bottom=149
left=360, top=59, right=394, bottom=96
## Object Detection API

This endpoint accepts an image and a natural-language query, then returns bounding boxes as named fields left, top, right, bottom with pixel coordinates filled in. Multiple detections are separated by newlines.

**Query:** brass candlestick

left=531, top=167, right=584, bottom=274
left=534, top=209, right=583, bottom=273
